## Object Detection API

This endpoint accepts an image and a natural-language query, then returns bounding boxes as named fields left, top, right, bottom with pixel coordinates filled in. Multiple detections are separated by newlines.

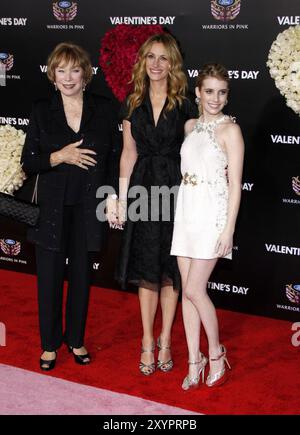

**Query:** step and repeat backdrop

left=1, top=0, right=299, bottom=321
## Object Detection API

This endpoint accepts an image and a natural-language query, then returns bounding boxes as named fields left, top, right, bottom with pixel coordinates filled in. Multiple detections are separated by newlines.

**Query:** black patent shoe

left=68, top=346, right=91, bottom=365
left=40, top=351, right=57, bottom=371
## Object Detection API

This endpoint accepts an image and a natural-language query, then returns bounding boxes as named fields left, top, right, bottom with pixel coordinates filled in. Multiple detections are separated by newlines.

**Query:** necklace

left=195, top=115, right=227, bottom=133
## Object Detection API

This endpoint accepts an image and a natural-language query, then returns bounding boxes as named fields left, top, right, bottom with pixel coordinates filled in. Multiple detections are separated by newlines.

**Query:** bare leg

left=183, top=258, right=223, bottom=379
left=177, top=256, right=201, bottom=378
left=158, top=285, right=179, bottom=369
left=139, top=287, right=159, bottom=372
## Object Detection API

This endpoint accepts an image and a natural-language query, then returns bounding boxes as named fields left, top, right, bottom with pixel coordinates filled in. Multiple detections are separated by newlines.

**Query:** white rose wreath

left=267, top=25, right=300, bottom=116
left=0, top=124, right=26, bottom=194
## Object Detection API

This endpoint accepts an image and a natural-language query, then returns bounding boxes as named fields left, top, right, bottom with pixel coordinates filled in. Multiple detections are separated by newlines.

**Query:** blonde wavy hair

left=126, top=33, right=187, bottom=118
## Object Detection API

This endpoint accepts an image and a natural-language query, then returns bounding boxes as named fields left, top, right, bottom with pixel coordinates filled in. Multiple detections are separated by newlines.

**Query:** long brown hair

left=126, top=33, right=187, bottom=118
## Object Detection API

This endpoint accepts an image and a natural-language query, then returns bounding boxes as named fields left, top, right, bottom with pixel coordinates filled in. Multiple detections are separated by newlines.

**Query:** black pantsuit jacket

left=21, top=91, right=120, bottom=252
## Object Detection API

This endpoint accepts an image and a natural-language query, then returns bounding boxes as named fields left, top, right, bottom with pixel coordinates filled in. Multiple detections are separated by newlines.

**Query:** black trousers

left=35, top=204, right=92, bottom=351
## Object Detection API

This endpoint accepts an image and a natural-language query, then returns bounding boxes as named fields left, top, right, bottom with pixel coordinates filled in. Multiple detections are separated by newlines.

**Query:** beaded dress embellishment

left=192, top=115, right=235, bottom=231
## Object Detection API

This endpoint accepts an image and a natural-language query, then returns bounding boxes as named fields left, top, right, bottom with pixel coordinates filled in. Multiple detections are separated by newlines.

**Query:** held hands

left=51, top=139, right=97, bottom=170
left=215, top=229, right=233, bottom=258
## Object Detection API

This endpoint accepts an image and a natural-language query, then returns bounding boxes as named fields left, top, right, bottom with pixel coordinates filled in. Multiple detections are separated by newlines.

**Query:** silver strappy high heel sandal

left=157, top=336, right=174, bottom=372
left=206, top=344, right=231, bottom=387
left=139, top=344, right=156, bottom=376
left=182, top=352, right=208, bottom=391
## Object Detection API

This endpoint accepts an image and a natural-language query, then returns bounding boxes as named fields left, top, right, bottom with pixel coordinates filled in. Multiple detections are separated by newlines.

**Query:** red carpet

left=0, top=269, right=299, bottom=414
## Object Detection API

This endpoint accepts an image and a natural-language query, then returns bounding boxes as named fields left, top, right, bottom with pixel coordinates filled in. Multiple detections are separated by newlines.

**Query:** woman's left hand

left=106, top=196, right=118, bottom=226
left=215, top=230, right=233, bottom=258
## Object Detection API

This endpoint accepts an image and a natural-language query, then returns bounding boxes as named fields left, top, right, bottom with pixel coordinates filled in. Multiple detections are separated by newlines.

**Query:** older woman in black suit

left=21, top=42, right=118, bottom=370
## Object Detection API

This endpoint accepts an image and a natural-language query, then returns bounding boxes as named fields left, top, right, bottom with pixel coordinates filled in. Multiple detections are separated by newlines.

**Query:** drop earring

left=195, top=97, right=202, bottom=116
left=54, top=82, right=57, bottom=91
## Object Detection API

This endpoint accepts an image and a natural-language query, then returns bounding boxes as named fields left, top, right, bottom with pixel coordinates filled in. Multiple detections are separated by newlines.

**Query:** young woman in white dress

left=171, top=63, right=244, bottom=389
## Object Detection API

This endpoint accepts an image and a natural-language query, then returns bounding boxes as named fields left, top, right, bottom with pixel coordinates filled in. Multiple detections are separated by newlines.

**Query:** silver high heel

left=157, top=336, right=173, bottom=372
left=182, top=352, right=208, bottom=391
left=139, top=343, right=156, bottom=376
left=206, top=344, right=231, bottom=387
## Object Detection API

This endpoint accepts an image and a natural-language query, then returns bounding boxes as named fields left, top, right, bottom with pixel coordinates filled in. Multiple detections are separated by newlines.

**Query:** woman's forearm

left=119, top=149, right=137, bottom=200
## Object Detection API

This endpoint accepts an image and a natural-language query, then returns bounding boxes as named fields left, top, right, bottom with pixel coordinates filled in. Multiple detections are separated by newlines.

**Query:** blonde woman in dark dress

left=109, top=33, right=198, bottom=375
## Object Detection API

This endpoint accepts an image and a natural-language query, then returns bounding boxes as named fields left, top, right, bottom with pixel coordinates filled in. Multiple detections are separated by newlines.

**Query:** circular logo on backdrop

left=218, top=0, right=234, bottom=5
left=211, top=0, right=241, bottom=21
left=0, top=239, right=21, bottom=256
left=53, top=1, right=77, bottom=22
left=286, top=284, right=300, bottom=305
left=0, top=53, right=14, bottom=71
left=58, top=1, right=72, bottom=7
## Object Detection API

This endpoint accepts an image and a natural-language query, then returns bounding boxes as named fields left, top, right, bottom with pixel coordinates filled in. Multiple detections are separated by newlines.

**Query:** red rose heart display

left=99, top=24, right=164, bottom=102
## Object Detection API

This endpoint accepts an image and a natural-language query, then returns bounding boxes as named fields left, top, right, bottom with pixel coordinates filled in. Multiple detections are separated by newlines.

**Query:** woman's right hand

left=50, top=139, right=97, bottom=169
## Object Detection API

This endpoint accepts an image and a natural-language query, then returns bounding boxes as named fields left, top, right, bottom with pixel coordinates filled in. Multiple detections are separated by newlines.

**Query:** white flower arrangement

left=0, top=124, right=27, bottom=194
left=267, top=25, right=300, bottom=116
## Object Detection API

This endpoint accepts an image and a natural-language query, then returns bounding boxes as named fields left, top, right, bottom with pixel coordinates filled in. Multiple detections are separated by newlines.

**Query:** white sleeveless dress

left=171, top=115, right=233, bottom=260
